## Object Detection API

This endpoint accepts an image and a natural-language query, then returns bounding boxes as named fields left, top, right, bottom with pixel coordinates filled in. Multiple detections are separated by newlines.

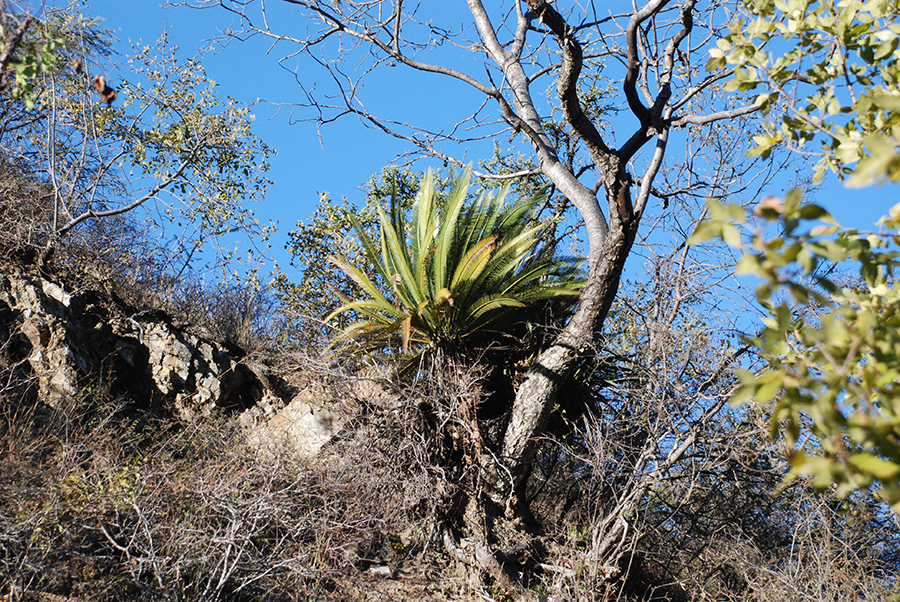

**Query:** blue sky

left=79, top=0, right=423, bottom=271
left=49, top=1, right=900, bottom=281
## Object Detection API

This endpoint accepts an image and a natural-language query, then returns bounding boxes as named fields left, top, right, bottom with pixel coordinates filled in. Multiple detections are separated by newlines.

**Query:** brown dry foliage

left=0, top=342, right=475, bottom=601
left=0, top=394, right=329, bottom=601
left=0, top=165, right=898, bottom=599
left=1, top=325, right=899, bottom=602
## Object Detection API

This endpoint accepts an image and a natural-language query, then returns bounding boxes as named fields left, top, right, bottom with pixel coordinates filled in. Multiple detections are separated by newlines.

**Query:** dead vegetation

left=0, top=182, right=896, bottom=599
left=0, top=134, right=896, bottom=602
left=1, top=325, right=899, bottom=601
left=0, top=356, right=455, bottom=601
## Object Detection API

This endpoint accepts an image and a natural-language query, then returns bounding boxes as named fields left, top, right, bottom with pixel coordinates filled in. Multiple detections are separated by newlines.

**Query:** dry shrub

left=3, top=318, right=896, bottom=602
left=0, top=159, right=279, bottom=356
left=0, top=161, right=55, bottom=259
left=742, top=490, right=899, bottom=602
left=0, top=388, right=364, bottom=601
left=52, top=222, right=283, bottom=355
left=279, top=350, right=517, bottom=597
left=0, top=338, right=483, bottom=601
left=509, top=378, right=900, bottom=602
left=272, top=351, right=452, bottom=564
left=107, top=269, right=283, bottom=353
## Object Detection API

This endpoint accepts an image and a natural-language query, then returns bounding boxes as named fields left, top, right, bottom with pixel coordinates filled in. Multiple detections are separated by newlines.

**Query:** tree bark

left=475, top=0, right=654, bottom=505
left=494, top=190, right=639, bottom=504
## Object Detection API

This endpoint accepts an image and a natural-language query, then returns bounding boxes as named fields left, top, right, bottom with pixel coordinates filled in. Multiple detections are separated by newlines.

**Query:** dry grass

left=0, top=384, right=429, bottom=601
left=2, top=356, right=899, bottom=602
left=0, top=350, right=479, bottom=602
left=0, top=260, right=897, bottom=601
left=0, top=393, right=319, bottom=600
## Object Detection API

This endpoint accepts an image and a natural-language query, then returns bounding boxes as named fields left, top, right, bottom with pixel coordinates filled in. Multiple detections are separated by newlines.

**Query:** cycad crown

left=326, top=169, right=584, bottom=370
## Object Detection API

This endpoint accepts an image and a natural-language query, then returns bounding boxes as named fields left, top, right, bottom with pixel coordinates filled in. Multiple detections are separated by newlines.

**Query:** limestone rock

left=0, top=263, right=280, bottom=420
left=242, top=369, right=398, bottom=459
left=244, top=384, right=350, bottom=459
left=0, top=259, right=367, bottom=462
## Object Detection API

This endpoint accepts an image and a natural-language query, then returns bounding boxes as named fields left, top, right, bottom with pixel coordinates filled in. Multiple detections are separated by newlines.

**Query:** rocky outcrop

left=0, top=265, right=277, bottom=420
left=0, top=260, right=387, bottom=460
left=244, top=392, right=347, bottom=458
left=241, top=367, right=397, bottom=459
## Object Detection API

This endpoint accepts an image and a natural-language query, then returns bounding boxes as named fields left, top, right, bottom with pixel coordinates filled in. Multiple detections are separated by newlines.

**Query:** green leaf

left=687, top=220, right=722, bottom=245
left=848, top=453, right=900, bottom=480
left=450, top=235, right=497, bottom=290
left=729, top=385, right=756, bottom=406
left=798, top=204, right=828, bottom=220
left=721, top=223, right=743, bottom=248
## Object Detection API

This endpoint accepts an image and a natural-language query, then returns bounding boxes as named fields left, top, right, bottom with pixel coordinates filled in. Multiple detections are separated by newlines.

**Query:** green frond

left=326, top=168, right=584, bottom=370
left=463, top=294, right=527, bottom=331
left=455, top=189, right=506, bottom=259
left=332, top=320, right=399, bottom=346
left=466, top=223, right=545, bottom=297
left=411, top=171, right=439, bottom=293
left=433, top=169, right=471, bottom=290
left=347, top=210, right=393, bottom=287
left=434, top=287, right=454, bottom=306
left=324, top=298, right=404, bottom=326
left=413, top=171, right=435, bottom=263
left=327, top=255, right=394, bottom=309
left=375, top=203, right=423, bottom=308
left=498, top=259, right=584, bottom=297
left=450, top=235, right=497, bottom=290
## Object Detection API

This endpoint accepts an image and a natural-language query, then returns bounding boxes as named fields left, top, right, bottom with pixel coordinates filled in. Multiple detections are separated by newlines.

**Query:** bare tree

left=182, top=0, right=776, bottom=587
left=0, top=7, right=273, bottom=280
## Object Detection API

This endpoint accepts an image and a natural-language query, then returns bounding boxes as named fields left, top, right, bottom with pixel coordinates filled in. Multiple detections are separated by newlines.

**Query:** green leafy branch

left=690, top=191, right=900, bottom=511
left=0, top=10, right=64, bottom=108
left=708, top=0, right=900, bottom=187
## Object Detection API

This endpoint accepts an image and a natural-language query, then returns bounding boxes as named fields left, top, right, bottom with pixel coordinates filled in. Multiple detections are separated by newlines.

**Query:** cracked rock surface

left=0, top=265, right=274, bottom=420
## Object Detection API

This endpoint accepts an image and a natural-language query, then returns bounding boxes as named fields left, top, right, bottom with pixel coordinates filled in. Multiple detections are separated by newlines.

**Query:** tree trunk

left=491, top=202, right=639, bottom=506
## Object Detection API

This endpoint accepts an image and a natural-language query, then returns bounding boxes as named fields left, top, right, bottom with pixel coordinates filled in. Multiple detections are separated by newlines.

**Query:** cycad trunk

left=440, top=191, right=641, bottom=593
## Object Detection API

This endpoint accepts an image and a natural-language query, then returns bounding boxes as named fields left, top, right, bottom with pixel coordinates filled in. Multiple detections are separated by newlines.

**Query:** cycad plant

left=326, top=169, right=584, bottom=374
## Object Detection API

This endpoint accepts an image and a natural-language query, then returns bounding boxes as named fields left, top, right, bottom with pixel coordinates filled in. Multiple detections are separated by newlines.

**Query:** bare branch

left=526, top=0, right=612, bottom=161
left=672, top=102, right=762, bottom=127
left=57, top=154, right=195, bottom=237
left=624, top=0, right=670, bottom=127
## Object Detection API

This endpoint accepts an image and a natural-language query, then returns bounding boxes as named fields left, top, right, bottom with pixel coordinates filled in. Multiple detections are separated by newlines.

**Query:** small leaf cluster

left=276, top=167, right=425, bottom=330
left=709, top=0, right=900, bottom=186
left=327, top=169, right=584, bottom=374
left=0, top=10, right=64, bottom=108
left=690, top=191, right=900, bottom=511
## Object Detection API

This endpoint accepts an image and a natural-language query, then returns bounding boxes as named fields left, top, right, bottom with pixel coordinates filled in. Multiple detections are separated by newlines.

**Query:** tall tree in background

left=186, top=0, right=783, bottom=578
left=0, top=4, right=273, bottom=282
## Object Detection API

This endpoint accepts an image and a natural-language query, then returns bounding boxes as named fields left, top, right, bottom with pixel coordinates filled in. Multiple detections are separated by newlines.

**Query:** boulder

left=0, top=265, right=277, bottom=420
